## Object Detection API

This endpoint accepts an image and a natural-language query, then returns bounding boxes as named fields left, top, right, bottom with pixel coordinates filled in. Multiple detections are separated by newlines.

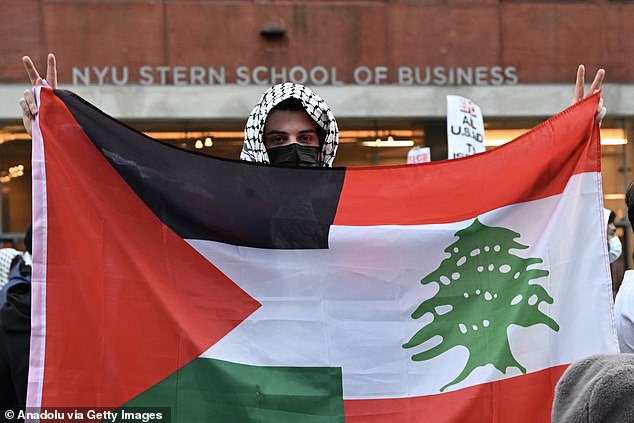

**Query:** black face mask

left=267, top=144, right=320, bottom=167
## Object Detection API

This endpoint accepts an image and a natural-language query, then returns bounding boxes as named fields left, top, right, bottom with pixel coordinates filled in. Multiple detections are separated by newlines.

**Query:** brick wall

left=1, top=0, right=630, bottom=84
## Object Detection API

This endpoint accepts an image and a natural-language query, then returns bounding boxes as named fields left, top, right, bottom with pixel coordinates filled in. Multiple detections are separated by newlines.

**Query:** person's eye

left=301, top=134, right=315, bottom=143
left=269, top=136, right=285, bottom=144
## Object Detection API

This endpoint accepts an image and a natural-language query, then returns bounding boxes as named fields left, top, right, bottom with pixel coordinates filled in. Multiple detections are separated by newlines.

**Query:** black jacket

left=0, top=258, right=31, bottom=420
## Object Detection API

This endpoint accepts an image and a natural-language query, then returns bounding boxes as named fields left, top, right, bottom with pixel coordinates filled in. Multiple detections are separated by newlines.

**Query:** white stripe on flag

left=27, top=86, right=48, bottom=414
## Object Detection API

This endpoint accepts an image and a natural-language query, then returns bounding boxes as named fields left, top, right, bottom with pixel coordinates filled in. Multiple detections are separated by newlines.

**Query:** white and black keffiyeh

left=0, top=248, right=22, bottom=289
left=241, top=83, right=339, bottom=167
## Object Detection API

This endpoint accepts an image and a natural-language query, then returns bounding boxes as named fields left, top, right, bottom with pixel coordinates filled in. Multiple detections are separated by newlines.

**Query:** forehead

left=264, top=109, right=319, bottom=134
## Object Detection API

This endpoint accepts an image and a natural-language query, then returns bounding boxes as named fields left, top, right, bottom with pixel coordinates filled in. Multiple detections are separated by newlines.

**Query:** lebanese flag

left=28, top=87, right=617, bottom=422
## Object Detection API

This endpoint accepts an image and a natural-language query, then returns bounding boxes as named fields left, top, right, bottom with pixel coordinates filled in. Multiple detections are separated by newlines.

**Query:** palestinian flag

left=27, top=87, right=617, bottom=422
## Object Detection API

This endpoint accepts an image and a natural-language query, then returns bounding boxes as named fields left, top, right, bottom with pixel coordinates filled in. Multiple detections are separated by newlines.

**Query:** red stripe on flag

left=37, top=88, right=260, bottom=407
left=344, top=365, right=567, bottom=423
left=334, top=95, right=601, bottom=226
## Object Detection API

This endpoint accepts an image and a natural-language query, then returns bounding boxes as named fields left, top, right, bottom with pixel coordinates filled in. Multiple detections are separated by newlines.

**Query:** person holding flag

left=614, top=184, right=634, bottom=353
left=14, top=53, right=616, bottom=422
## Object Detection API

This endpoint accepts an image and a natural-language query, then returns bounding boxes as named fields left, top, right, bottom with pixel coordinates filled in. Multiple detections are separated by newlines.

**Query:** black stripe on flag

left=54, top=89, right=345, bottom=249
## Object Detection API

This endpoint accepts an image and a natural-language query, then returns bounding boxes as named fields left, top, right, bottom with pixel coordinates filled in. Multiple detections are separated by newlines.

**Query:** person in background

left=0, top=227, right=32, bottom=309
left=606, top=209, right=622, bottom=265
left=551, top=353, right=634, bottom=422
left=554, top=196, right=634, bottom=422
left=614, top=185, right=634, bottom=352
left=0, top=249, right=23, bottom=293
left=605, top=208, right=626, bottom=297
left=0, top=226, right=32, bottom=421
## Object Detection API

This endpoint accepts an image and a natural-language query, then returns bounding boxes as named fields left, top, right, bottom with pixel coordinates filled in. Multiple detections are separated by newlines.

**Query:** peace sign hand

left=18, top=53, right=58, bottom=135
left=572, top=64, right=606, bottom=126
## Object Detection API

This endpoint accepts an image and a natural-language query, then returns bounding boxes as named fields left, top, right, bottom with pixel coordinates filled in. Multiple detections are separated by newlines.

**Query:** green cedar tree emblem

left=403, top=218, right=559, bottom=391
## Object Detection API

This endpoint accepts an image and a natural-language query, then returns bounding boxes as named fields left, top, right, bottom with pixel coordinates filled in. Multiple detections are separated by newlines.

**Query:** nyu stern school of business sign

left=71, top=65, right=519, bottom=86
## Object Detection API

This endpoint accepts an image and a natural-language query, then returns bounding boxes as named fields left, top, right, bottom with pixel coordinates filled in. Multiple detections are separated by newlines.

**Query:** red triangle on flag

left=36, top=88, right=261, bottom=407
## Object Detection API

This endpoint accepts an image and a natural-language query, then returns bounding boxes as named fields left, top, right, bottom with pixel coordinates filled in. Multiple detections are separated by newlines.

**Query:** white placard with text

left=407, top=147, right=431, bottom=164
left=446, top=95, right=485, bottom=159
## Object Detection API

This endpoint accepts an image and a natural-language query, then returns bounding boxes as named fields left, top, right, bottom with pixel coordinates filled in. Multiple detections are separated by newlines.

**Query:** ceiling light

left=604, top=194, right=626, bottom=200
left=362, top=139, right=414, bottom=148
left=484, top=128, right=628, bottom=147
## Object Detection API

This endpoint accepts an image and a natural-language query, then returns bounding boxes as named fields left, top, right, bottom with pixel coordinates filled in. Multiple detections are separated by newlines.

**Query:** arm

left=17, top=54, right=58, bottom=136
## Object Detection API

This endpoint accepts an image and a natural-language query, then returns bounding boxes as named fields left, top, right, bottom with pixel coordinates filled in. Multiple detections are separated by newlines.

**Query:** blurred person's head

left=241, top=83, right=338, bottom=167
left=552, top=353, right=634, bottom=422
left=606, top=210, right=621, bottom=263
left=606, top=209, right=617, bottom=237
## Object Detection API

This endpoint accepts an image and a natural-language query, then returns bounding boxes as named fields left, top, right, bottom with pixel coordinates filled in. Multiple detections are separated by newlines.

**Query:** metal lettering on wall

left=71, top=65, right=519, bottom=86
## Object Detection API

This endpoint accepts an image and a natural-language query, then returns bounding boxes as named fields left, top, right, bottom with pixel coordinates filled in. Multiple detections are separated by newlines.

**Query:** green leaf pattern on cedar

left=403, top=218, right=559, bottom=391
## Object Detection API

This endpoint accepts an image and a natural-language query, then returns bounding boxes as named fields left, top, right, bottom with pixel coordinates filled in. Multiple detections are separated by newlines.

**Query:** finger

left=46, top=53, right=57, bottom=88
left=594, top=96, right=605, bottom=125
left=595, top=106, right=607, bottom=125
left=588, top=68, right=605, bottom=96
left=22, top=56, right=42, bottom=86
left=573, top=64, right=585, bottom=103
left=18, top=98, right=32, bottom=117
left=23, top=89, right=38, bottom=115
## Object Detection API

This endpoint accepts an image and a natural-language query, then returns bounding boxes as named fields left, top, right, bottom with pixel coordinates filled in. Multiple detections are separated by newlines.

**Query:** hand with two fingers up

left=572, top=64, right=607, bottom=126
left=18, top=54, right=58, bottom=136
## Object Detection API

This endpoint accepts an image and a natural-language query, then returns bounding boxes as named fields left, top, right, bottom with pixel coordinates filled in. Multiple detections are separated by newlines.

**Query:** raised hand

left=573, top=64, right=606, bottom=126
left=18, top=54, right=58, bottom=135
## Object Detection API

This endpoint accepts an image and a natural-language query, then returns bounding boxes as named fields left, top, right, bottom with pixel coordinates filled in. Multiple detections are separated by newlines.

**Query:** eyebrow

left=265, top=129, right=318, bottom=136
